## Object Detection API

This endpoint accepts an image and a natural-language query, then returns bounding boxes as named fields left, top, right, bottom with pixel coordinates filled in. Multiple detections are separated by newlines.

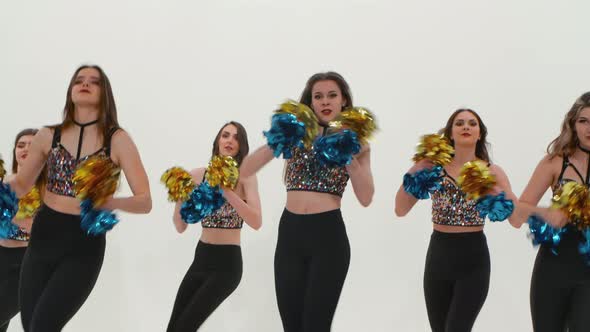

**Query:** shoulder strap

left=51, top=126, right=61, bottom=148
left=557, top=155, right=585, bottom=183
left=104, top=127, right=120, bottom=157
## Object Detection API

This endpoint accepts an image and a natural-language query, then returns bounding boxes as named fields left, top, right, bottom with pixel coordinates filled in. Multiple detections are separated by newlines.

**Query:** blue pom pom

left=79, top=199, right=119, bottom=236
left=476, top=192, right=514, bottom=221
left=263, top=113, right=305, bottom=159
left=180, top=181, right=225, bottom=224
left=0, top=183, right=19, bottom=239
left=313, top=129, right=361, bottom=167
left=402, top=166, right=443, bottom=200
left=579, top=228, right=590, bottom=265
left=527, top=214, right=566, bottom=254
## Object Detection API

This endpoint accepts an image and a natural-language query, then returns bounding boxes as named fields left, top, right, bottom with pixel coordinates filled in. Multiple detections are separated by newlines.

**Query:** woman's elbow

left=394, top=205, right=409, bottom=217
left=357, top=190, right=374, bottom=207
left=142, top=196, right=153, bottom=214
left=507, top=218, right=523, bottom=229
left=173, top=218, right=187, bottom=233
left=249, top=214, right=262, bottom=230
left=359, top=197, right=372, bottom=207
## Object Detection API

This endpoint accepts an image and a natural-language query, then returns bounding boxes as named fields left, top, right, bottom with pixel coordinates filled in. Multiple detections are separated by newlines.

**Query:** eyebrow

left=314, top=90, right=338, bottom=94
left=76, top=75, right=100, bottom=80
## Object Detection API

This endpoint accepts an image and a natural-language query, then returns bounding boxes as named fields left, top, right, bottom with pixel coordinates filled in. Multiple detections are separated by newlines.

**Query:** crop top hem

left=286, top=188, right=344, bottom=198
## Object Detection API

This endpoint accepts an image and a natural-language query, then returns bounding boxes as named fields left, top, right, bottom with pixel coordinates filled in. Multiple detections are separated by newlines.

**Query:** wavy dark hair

left=547, top=92, right=590, bottom=159
left=299, top=72, right=353, bottom=111
left=211, top=121, right=249, bottom=166
left=440, top=108, right=491, bottom=162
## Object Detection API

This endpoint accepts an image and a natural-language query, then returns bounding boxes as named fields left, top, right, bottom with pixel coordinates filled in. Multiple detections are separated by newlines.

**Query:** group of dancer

left=0, top=64, right=588, bottom=332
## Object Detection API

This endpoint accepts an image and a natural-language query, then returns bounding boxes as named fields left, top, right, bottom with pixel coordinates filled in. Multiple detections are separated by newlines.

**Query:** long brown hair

left=440, top=108, right=491, bottom=162
left=211, top=121, right=249, bottom=166
left=299, top=72, right=354, bottom=110
left=12, top=128, right=38, bottom=173
left=547, top=92, right=590, bottom=159
left=58, top=64, right=120, bottom=142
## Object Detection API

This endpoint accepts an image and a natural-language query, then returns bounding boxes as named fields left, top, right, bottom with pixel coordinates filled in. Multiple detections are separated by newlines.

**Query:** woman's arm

left=394, top=159, right=434, bottom=217
left=102, top=130, right=152, bottom=214
left=509, top=155, right=567, bottom=228
left=490, top=164, right=524, bottom=228
left=239, top=145, right=275, bottom=178
left=347, top=144, right=374, bottom=207
left=224, top=175, right=262, bottom=230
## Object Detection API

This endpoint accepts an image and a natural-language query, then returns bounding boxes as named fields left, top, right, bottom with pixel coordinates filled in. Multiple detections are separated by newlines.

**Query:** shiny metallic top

left=201, top=201, right=244, bottom=229
left=431, top=172, right=485, bottom=227
left=46, top=125, right=116, bottom=197
left=285, top=146, right=349, bottom=197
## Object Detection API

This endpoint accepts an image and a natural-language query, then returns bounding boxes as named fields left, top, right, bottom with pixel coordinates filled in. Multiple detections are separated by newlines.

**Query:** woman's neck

left=73, top=106, right=99, bottom=124
left=452, top=144, right=477, bottom=165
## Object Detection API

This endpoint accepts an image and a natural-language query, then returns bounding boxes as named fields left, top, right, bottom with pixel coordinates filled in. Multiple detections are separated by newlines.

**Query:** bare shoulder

left=538, top=154, right=562, bottom=174
left=489, top=163, right=505, bottom=173
left=110, top=128, right=132, bottom=145
left=34, top=127, right=55, bottom=153
left=37, top=127, right=54, bottom=140
left=36, top=127, right=54, bottom=144
left=190, top=167, right=206, bottom=185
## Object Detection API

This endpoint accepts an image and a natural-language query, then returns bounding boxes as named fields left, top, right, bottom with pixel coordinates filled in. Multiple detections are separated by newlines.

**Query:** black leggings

left=423, top=230, right=490, bottom=332
left=530, top=232, right=590, bottom=332
left=167, top=241, right=242, bottom=332
left=274, top=208, right=351, bottom=332
left=0, top=246, right=27, bottom=332
left=19, top=205, right=105, bottom=332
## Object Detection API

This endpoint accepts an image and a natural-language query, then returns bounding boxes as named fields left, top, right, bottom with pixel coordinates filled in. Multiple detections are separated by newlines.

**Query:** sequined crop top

left=46, top=122, right=117, bottom=197
left=285, top=143, right=350, bottom=197
left=430, top=168, right=485, bottom=227
left=201, top=201, right=244, bottom=229
left=200, top=173, right=244, bottom=229
left=7, top=228, right=30, bottom=242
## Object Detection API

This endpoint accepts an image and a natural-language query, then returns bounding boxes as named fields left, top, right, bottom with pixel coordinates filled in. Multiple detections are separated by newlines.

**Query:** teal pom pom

left=314, top=129, right=361, bottom=167
left=180, top=182, right=225, bottom=224
left=0, top=183, right=19, bottom=239
left=403, top=166, right=443, bottom=200
left=263, top=113, right=305, bottom=159
left=79, top=199, right=119, bottom=236
left=476, top=192, right=514, bottom=221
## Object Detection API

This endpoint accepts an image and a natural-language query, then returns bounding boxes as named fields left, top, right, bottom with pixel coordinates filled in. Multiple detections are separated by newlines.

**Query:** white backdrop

left=1, top=0, right=589, bottom=331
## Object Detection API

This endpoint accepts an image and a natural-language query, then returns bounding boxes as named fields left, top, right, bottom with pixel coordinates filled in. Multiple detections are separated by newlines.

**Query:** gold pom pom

left=329, top=107, right=377, bottom=144
left=0, top=157, right=6, bottom=179
left=16, top=186, right=41, bottom=219
left=457, top=160, right=495, bottom=200
left=412, top=134, right=454, bottom=166
left=160, top=167, right=195, bottom=202
left=552, top=181, right=590, bottom=229
left=205, top=155, right=239, bottom=189
left=275, top=100, right=320, bottom=149
left=73, top=156, right=120, bottom=207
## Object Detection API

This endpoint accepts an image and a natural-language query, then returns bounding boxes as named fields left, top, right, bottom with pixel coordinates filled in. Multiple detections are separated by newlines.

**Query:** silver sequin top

left=201, top=201, right=244, bottom=229
left=285, top=146, right=349, bottom=197
left=431, top=174, right=485, bottom=227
